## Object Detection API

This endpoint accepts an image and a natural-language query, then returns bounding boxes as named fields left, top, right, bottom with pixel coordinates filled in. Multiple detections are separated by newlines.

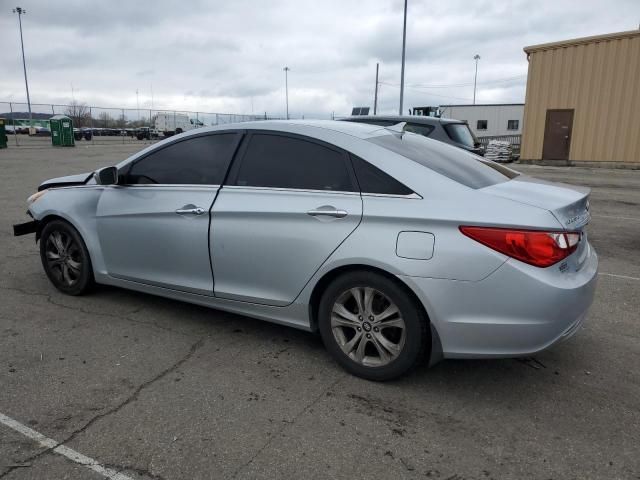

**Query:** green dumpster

left=50, top=115, right=75, bottom=147
left=0, top=118, right=7, bottom=149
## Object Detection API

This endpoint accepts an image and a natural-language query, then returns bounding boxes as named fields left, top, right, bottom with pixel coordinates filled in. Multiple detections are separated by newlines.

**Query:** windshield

left=444, top=123, right=478, bottom=148
left=368, top=132, right=519, bottom=189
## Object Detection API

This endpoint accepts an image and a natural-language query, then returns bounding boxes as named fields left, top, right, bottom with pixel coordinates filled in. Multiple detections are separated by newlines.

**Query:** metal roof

left=439, top=104, right=524, bottom=108
left=524, top=29, right=640, bottom=53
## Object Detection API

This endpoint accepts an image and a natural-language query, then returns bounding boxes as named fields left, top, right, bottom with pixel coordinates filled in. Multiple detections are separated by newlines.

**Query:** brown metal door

left=542, top=109, right=574, bottom=160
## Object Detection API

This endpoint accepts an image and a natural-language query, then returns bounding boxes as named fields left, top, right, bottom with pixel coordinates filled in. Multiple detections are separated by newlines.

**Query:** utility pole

left=13, top=7, right=32, bottom=133
left=374, top=63, right=379, bottom=115
left=399, top=0, right=408, bottom=115
left=136, top=89, right=140, bottom=123
left=473, top=54, right=481, bottom=104
left=283, top=66, right=290, bottom=120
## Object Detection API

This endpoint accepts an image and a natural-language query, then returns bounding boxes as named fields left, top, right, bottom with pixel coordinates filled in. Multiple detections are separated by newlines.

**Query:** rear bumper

left=400, top=242, right=598, bottom=358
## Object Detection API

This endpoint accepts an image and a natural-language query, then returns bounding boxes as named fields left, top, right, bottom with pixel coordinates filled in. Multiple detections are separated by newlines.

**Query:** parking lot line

left=0, top=412, right=133, bottom=480
left=598, top=272, right=640, bottom=281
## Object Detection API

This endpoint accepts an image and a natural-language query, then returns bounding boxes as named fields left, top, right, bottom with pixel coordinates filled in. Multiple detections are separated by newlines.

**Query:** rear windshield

left=444, top=123, right=478, bottom=148
left=368, top=133, right=519, bottom=189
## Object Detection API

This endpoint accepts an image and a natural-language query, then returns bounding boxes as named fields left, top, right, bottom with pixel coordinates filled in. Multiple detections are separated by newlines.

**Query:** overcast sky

left=1, top=0, right=638, bottom=119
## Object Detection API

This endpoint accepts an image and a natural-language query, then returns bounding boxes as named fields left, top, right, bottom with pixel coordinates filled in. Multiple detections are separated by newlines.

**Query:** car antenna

left=385, top=122, right=406, bottom=138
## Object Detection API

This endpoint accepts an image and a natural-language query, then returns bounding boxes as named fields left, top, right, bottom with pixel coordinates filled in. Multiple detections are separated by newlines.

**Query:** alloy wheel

left=45, top=230, right=83, bottom=287
left=330, top=287, right=406, bottom=367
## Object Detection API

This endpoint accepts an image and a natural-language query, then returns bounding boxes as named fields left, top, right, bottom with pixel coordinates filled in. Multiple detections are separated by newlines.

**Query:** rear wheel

left=318, top=271, right=428, bottom=381
left=39, top=220, right=94, bottom=295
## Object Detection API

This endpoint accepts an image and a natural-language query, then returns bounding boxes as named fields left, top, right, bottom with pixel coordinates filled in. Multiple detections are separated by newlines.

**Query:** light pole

left=373, top=62, right=379, bottom=115
left=473, top=54, right=481, bottom=105
left=283, top=66, right=290, bottom=120
left=136, top=89, right=140, bottom=123
left=13, top=6, right=32, bottom=133
left=399, top=0, right=408, bottom=115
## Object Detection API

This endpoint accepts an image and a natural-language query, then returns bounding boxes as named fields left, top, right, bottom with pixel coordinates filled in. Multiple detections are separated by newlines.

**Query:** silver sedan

left=13, top=120, right=598, bottom=380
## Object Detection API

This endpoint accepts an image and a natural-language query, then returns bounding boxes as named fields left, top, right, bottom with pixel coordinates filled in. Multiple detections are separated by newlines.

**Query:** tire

left=175, top=128, right=183, bottom=134
left=39, top=220, right=94, bottom=296
left=318, top=271, right=428, bottom=381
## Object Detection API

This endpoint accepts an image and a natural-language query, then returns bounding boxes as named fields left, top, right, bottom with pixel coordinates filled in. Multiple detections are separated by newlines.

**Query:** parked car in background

left=13, top=120, right=597, bottom=381
left=341, top=115, right=484, bottom=156
left=135, top=127, right=160, bottom=140
left=33, top=126, right=51, bottom=137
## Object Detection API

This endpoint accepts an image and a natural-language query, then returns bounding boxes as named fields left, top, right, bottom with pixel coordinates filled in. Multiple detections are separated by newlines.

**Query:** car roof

left=342, top=115, right=465, bottom=125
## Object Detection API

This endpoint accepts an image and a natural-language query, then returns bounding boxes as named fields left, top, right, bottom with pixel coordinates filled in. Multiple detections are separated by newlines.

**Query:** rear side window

left=444, top=123, right=477, bottom=148
left=351, top=155, right=413, bottom=195
left=127, top=134, right=239, bottom=185
left=368, top=133, right=519, bottom=189
left=404, top=123, right=434, bottom=137
left=233, top=134, right=356, bottom=192
left=344, top=119, right=395, bottom=127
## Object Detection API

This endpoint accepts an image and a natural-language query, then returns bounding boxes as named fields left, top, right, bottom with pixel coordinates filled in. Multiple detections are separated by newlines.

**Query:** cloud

left=0, top=0, right=637, bottom=117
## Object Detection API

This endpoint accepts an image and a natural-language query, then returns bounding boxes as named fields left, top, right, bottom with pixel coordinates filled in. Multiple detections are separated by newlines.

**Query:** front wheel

left=318, top=271, right=428, bottom=381
left=39, top=220, right=94, bottom=295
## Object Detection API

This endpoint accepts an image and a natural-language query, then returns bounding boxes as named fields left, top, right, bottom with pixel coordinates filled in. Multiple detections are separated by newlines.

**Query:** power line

left=409, top=74, right=527, bottom=89
left=378, top=81, right=473, bottom=101
left=381, top=74, right=527, bottom=89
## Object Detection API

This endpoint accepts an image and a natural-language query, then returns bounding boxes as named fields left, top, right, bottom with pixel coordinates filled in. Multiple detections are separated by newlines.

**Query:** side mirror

left=95, top=166, right=118, bottom=185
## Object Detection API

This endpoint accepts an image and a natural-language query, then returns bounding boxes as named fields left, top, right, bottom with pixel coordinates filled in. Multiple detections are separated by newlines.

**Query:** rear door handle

left=307, top=206, right=348, bottom=218
left=176, top=205, right=206, bottom=215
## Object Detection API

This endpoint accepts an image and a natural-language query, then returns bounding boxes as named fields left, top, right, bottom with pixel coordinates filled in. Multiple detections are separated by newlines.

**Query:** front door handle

left=307, top=206, right=348, bottom=218
left=175, top=205, right=206, bottom=215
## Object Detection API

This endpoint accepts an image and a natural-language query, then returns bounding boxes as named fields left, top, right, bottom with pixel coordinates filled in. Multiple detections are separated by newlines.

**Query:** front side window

left=233, top=134, right=356, bottom=192
left=127, top=134, right=239, bottom=185
left=477, top=120, right=488, bottom=130
left=507, top=120, right=519, bottom=130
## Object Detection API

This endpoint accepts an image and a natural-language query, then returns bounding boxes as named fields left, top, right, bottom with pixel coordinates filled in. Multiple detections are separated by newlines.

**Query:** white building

left=439, top=104, right=524, bottom=137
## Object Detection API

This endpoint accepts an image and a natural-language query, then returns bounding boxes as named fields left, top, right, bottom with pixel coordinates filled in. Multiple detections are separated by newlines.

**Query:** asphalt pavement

left=1, top=142, right=639, bottom=480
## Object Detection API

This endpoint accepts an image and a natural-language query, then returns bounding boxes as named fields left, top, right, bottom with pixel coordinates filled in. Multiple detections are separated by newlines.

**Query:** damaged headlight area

left=27, top=189, right=49, bottom=205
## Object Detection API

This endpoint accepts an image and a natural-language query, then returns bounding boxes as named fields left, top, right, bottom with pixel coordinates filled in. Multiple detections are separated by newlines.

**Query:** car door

left=211, top=132, right=363, bottom=306
left=96, top=132, right=242, bottom=295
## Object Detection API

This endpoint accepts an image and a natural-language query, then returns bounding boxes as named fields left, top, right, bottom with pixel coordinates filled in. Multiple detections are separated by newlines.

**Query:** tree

left=64, top=101, right=91, bottom=128
left=97, top=111, right=112, bottom=128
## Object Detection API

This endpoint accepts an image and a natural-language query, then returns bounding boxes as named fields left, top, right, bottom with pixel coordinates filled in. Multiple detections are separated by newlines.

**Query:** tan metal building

left=521, top=30, right=640, bottom=168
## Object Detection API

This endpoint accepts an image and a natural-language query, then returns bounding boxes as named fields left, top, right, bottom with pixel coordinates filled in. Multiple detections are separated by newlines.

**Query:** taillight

left=459, top=226, right=580, bottom=268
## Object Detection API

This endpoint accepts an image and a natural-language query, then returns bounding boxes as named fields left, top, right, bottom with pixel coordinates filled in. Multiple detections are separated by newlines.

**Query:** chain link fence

left=0, top=101, right=281, bottom=147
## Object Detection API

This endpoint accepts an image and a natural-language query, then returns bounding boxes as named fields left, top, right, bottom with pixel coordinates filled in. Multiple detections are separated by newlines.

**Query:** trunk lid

left=482, top=175, right=591, bottom=230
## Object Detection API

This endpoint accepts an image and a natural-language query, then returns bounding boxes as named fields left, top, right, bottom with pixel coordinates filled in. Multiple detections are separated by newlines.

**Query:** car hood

left=38, top=172, right=94, bottom=191
left=481, top=175, right=591, bottom=230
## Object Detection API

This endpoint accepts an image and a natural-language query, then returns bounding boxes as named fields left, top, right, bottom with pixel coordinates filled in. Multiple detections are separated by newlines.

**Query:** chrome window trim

left=117, top=184, right=221, bottom=189
left=221, top=185, right=361, bottom=196
left=361, top=192, right=422, bottom=199
left=50, top=184, right=420, bottom=199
